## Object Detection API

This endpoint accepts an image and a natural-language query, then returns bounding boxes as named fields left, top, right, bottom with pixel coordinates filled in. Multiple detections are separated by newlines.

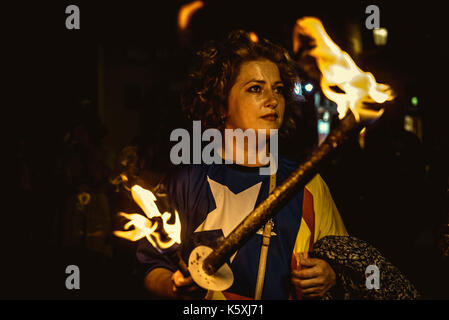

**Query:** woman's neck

left=220, top=135, right=271, bottom=167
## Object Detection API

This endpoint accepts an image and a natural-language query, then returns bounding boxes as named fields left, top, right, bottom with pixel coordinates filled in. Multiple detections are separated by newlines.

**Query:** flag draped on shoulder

left=137, top=157, right=347, bottom=299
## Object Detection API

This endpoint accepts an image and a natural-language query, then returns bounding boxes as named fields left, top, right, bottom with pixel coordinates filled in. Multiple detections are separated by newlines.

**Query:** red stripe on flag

left=223, top=291, right=253, bottom=300
left=302, top=188, right=315, bottom=252
left=290, top=189, right=316, bottom=299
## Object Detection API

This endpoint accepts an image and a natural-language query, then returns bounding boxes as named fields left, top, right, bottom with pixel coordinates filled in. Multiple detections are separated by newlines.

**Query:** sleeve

left=134, top=166, right=191, bottom=280
left=135, top=238, right=177, bottom=279
left=306, top=174, right=348, bottom=241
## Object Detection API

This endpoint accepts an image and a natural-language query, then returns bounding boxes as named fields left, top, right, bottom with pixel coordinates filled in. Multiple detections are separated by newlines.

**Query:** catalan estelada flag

left=137, top=157, right=347, bottom=299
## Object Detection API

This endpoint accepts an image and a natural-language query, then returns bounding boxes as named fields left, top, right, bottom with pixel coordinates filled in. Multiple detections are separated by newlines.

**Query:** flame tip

left=115, top=185, right=182, bottom=250
left=295, top=17, right=394, bottom=122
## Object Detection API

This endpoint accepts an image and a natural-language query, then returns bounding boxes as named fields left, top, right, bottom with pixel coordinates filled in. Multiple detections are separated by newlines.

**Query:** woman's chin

left=254, top=123, right=282, bottom=132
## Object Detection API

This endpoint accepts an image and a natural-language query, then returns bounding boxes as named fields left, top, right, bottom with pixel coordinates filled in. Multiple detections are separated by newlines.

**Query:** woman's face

left=225, top=59, right=285, bottom=131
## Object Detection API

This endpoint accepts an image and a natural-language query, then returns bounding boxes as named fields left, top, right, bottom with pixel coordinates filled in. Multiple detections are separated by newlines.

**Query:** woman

left=136, top=30, right=348, bottom=299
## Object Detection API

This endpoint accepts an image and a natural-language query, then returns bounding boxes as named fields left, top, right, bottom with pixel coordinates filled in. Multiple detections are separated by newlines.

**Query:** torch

left=187, top=17, right=395, bottom=293
left=114, top=184, right=190, bottom=277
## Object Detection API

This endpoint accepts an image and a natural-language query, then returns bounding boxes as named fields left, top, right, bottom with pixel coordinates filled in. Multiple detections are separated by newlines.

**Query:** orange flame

left=178, top=0, right=204, bottom=32
left=293, top=17, right=394, bottom=121
left=114, top=185, right=181, bottom=250
left=248, top=32, right=259, bottom=43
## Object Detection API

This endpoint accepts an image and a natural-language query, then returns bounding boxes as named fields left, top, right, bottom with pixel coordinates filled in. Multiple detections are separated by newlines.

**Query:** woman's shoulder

left=156, top=164, right=211, bottom=208
left=164, top=164, right=210, bottom=187
left=277, top=155, right=328, bottom=190
left=278, top=155, right=299, bottom=169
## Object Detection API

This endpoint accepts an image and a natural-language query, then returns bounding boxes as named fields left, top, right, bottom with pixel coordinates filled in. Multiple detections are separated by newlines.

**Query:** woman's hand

left=144, top=268, right=206, bottom=299
left=171, top=270, right=207, bottom=300
left=291, top=256, right=336, bottom=299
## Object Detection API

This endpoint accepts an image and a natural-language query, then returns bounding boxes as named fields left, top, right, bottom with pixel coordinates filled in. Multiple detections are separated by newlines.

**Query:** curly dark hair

left=181, top=30, right=302, bottom=137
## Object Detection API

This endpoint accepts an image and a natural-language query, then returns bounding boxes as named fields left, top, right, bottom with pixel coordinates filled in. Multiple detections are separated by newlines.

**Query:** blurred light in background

left=178, top=0, right=204, bottom=31
left=248, top=32, right=259, bottom=43
left=411, top=96, right=419, bottom=107
left=304, top=82, right=314, bottom=93
left=318, top=120, right=329, bottom=134
left=318, top=119, right=330, bottom=145
left=404, top=114, right=423, bottom=141
left=294, top=82, right=302, bottom=95
left=404, top=115, right=414, bottom=133
left=314, top=92, right=321, bottom=107
left=373, top=27, right=388, bottom=46
left=348, top=23, right=363, bottom=56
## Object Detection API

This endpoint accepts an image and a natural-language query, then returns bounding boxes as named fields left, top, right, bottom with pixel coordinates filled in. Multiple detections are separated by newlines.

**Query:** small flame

left=178, top=0, right=204, bottom=32
left=131, top=185, right=161, bottom=219
left=293, top=17, right=394, bottom=121
left=114, top=185, right=181, bottom=250
left=248, top=32, right=259, bottom=43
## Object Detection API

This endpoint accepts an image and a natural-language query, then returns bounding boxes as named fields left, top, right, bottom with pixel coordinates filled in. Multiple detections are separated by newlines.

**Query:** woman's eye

left=248, top=85, right=261, bottom=93
left=274, top=86, right=285, bottom=94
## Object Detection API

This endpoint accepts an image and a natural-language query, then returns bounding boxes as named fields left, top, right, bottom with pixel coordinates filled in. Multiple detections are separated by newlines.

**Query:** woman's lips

left=261, top=114, right=278, bottom=121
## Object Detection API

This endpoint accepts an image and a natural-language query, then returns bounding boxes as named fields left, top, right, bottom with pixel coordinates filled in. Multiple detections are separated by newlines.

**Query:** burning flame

left=114, top=185, right=181, bottom=250
left=178, top=0, right=204, bottom=32
left=248, top=32, right=259, bottom=43
left=293, top=17, right=394, bottom=121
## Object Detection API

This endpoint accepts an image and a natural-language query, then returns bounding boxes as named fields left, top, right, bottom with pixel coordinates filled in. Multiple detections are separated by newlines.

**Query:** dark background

left=5, top=0, right=448, bottom=299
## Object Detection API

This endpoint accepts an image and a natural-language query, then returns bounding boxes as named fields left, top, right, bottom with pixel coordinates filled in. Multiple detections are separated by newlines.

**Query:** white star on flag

left=194, top=176, right=262, bottom=262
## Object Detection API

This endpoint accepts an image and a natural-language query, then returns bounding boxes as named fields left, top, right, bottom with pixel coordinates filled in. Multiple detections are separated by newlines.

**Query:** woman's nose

left=264, top=90, right=279, bottom=109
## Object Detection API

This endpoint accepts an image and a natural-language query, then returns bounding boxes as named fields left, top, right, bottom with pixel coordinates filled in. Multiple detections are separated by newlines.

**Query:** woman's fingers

left=171, top=270, right=207, bottom=299
left=298, top=256, right=319, bottom=267
left=172, top=270, right=194, bottom=287
left=302, top=286, right=323, bottom=294
left=292, top=276, right=322, bottom=289
left=291, top=266, right=320, bottom=279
